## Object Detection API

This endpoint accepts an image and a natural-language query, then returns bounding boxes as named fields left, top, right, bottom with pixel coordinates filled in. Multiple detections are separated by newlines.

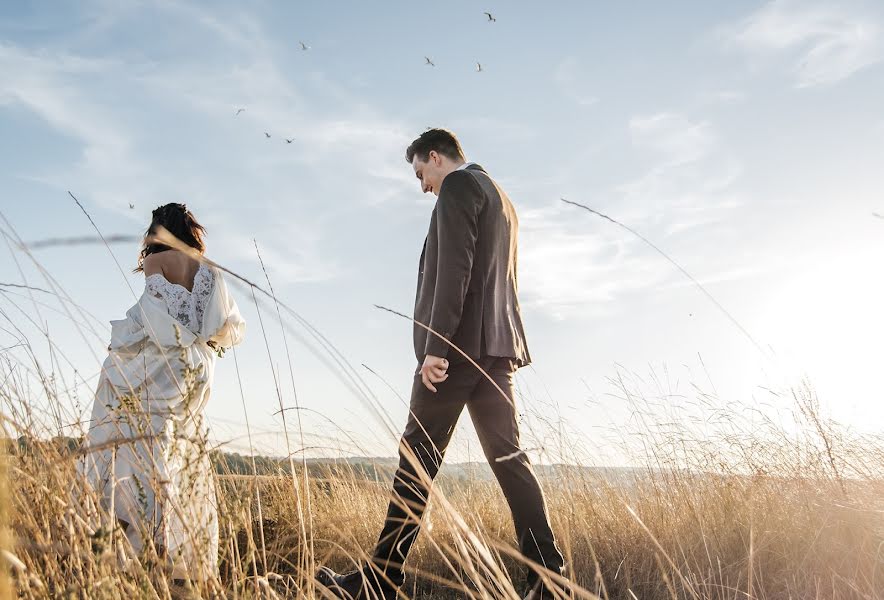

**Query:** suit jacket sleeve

left=425, top=170, right=483, bottom=358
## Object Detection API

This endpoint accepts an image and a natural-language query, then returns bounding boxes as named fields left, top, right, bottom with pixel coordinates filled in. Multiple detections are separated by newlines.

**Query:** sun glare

left=756, top=246, right=884, bottom=428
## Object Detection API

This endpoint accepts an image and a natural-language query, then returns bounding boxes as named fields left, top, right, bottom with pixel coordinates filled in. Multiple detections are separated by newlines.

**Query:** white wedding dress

left=81, top=262, right=245, bottom=579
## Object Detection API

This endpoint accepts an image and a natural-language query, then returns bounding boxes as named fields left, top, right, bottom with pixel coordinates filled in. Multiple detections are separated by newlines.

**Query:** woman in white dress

left=81, top=203, right=245, bottom=581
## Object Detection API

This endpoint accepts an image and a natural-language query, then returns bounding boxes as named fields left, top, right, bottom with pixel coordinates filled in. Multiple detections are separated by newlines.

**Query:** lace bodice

left=145, top=264, right=215, bottom=334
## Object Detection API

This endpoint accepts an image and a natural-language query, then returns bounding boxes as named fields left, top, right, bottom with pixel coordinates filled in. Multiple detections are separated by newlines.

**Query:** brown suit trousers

left=371, top=356, right=565, bottom=587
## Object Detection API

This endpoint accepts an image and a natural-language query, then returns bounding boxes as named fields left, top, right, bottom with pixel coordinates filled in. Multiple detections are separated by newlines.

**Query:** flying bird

left=128, top=203, right=134, bottom=209
left=484, top=12, right=496, bottom=22
left=285, top=138, right=294, bottom=144
left=235, top=108, right=245, bottom=116
left=264, top=132, right=271, bottom=138
left=299, top=41, right=310, bottom=51
left=424, top=56, right=435, bottom=66
left=874, top=212, right=884, bottom=219
left=476, top=62, right=483, bottom=72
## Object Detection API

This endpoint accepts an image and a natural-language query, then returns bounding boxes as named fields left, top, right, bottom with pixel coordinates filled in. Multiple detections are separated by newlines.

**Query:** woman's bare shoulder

left=142, top=252, right=166, bottom=277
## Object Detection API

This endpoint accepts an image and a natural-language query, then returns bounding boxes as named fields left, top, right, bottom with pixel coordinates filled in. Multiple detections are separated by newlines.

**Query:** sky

left=1, top=0, right=883, bottom=466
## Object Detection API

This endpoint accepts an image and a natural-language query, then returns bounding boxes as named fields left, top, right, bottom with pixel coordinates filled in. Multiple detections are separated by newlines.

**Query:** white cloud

left=552, top=57, right=599, bottom=107
left=219, top=231, right=341, bottom=286
left=518, top=204, right=668, bottom=319
left=516, top=112, right=745, bottom=319
left=696, top=89, right=747, bottom=105
left=0, top=45, right=124, bottom=152
left=727, top=0, right=883, bottom=87
left=0, top=3, right=417, bottom=285
left=156, top=0, right=267, bottom=53
left=0, top=43, right=153, bottom=212
left=629, top=112, right=716, bottom=166
left=620, top=112, right=743, bottom=229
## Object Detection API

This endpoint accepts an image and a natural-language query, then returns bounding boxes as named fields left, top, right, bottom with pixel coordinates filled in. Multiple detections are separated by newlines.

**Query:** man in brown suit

left=318, top=129, right=565, bottom=599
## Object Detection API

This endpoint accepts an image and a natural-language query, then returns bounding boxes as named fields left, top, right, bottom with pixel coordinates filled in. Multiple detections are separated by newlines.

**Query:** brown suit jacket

left=413, top=164, right=531, bottom=367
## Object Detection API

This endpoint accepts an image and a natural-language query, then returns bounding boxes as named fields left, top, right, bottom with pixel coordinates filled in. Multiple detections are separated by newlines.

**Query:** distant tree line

left=6, top=435, right=399, bottom=480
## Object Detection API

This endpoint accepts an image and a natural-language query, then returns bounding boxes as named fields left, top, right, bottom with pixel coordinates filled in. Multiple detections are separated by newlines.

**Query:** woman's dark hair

left=405, top=128, right=465, bottom=164
left=135, top=203, right=206, bottom=272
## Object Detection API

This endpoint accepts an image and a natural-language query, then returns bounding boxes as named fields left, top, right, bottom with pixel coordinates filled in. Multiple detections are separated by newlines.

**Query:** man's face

left=411, top=151, right=448, bottom=196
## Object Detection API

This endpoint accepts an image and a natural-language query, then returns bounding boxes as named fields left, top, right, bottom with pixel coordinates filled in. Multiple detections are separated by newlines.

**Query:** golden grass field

left=0, top=225, right=881, bottom=599
left=1, top=451, right=10, bottom=600
left=2, top=379, right=883, bottom=599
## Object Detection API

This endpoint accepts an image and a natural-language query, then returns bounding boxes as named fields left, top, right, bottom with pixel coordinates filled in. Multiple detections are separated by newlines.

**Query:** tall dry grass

left=1, top=219, right=882, bottom=599
left=1, top=442, right=11, bottom=600
left=4, top=371, right=883, bottom=599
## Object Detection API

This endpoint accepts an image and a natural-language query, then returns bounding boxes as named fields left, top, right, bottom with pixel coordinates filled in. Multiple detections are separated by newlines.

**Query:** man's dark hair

left=405, top=128, right=466, bottom=164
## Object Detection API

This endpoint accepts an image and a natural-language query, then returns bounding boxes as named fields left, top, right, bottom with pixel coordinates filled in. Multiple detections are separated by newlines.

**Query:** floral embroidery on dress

left=144, top=264, right=215, bottom=334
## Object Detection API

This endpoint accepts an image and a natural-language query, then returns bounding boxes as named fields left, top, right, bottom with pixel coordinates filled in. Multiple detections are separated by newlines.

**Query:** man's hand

left=420, top=354, right=449, bottom=392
